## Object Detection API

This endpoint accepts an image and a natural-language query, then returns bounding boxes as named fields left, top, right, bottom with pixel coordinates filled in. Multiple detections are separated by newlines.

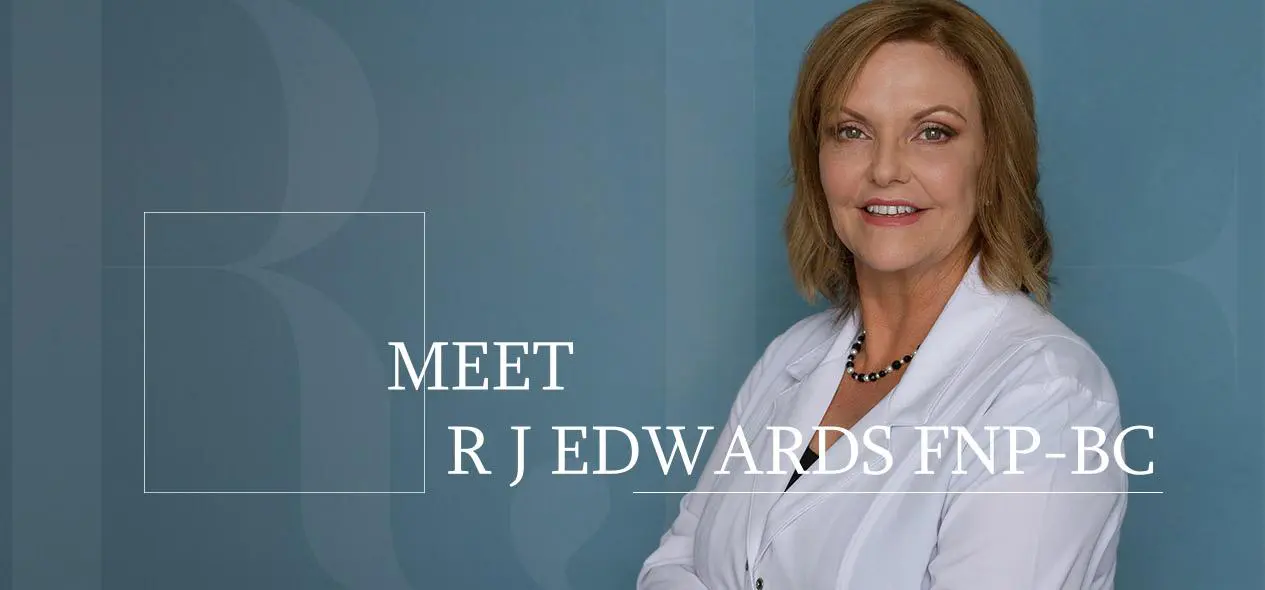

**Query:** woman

left=638, top=1, right=1127, bottom=588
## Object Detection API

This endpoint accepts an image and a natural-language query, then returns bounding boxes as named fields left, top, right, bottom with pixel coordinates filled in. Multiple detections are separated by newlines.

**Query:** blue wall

left=6, top=0, right=1261, bottom=588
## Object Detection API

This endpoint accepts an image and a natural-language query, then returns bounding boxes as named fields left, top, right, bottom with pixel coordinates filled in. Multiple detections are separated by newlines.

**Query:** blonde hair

left=784, top=0, right=1051, bottom=318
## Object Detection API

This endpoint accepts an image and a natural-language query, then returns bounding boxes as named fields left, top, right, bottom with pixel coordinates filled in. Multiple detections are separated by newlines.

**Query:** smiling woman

left=818, top=41, right=984, bottom=268
left=638, top=1, right=1127, bottom=589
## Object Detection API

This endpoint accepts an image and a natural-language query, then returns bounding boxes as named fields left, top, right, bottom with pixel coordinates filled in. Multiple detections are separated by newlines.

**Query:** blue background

left=5, top=0, right=1261, bottom=587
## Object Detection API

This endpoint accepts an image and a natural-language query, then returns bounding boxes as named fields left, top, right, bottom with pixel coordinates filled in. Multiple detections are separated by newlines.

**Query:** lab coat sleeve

left=927, top=376, right=1129, bottom=590
left=636, top=342, right=774, bottom=589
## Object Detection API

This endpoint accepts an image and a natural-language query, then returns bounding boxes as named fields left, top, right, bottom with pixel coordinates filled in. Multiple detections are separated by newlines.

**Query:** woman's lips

left=860, top=206, right=925, bottom=227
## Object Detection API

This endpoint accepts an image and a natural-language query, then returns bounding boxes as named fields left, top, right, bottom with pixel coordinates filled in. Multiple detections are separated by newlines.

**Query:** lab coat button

left=755, top=577, right=764, bottom=589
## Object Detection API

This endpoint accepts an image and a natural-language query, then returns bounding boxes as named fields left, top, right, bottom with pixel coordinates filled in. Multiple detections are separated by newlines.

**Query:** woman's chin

left=851, top=249, right=926, bottom=275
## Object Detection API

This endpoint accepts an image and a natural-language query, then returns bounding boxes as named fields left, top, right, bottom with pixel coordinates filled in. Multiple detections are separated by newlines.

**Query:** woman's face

left=819, top=41, right=984, bottom=277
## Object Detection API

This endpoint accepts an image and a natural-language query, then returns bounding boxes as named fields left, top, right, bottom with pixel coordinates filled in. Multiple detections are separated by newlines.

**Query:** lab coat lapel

left=756, top=256, right=1013, bottom=551
left=879, top=255, right=1011, bottom=427
left=742, top=311, right=856, bottom=564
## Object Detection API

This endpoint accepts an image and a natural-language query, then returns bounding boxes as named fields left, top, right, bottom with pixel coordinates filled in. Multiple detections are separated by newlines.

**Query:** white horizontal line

left=633, top=490, right=1161, bottom=495
left=144, top=490, right=426, bottom=495
left=143, top=211, right=427, bottom=215
left=107, top=265, right=226, bottom=269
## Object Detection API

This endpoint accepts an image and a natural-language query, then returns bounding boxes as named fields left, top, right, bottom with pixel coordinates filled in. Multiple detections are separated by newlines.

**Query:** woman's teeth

left=865, top=205, right=917, bottom=216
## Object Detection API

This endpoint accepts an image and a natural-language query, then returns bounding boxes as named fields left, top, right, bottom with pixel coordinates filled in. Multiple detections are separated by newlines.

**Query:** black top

left=784, top=446, right=820, bottom=491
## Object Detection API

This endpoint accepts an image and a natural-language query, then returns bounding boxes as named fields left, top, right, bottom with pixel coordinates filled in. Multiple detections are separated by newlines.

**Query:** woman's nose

left=869, top=138, right=909, bottom=186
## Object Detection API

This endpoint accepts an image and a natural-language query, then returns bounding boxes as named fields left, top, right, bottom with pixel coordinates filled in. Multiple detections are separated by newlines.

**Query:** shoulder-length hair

left=784, top=0, right=1051, bottom=318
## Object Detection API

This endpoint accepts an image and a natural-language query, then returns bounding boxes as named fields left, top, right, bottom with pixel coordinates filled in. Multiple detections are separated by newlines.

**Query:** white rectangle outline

left=143, top=211, right=428, bottom=495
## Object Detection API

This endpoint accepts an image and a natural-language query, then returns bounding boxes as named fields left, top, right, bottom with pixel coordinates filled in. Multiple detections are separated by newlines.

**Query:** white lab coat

left=638, top=258, right=1128, bottom=589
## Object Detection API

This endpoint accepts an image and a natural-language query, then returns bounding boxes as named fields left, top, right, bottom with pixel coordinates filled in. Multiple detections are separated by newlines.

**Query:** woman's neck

left=852, top=251, right=972, bottom=367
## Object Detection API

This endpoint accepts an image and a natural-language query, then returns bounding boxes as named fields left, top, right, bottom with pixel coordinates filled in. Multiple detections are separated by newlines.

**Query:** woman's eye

left=919, top=126, right=954, bottom=142
left=837, top=125, right=865, bottom=140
